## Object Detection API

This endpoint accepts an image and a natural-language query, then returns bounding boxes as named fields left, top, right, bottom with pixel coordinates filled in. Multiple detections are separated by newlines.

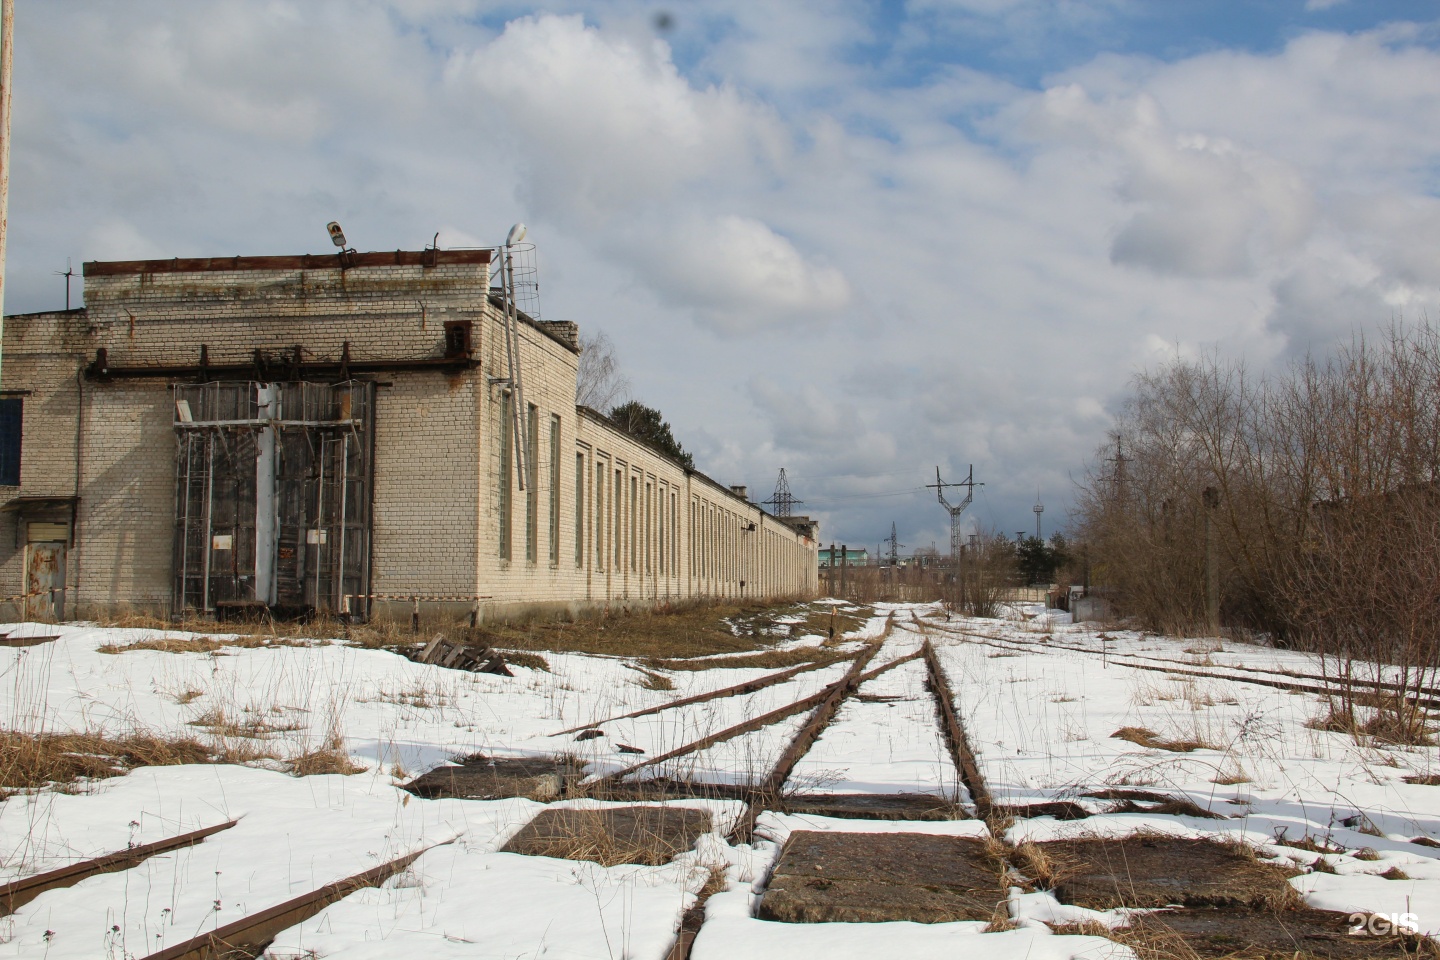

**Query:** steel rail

left=926, top=621, right=1440, bottom=711
left=2, top=819, right=238, bottom=915
left=140, top=840, right=450, bottom=960
left=549, top=655, right=846, bottom=738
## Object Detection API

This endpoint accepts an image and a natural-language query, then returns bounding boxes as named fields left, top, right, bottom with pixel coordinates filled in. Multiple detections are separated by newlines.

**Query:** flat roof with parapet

left=82, top=249, right=492, bottom=276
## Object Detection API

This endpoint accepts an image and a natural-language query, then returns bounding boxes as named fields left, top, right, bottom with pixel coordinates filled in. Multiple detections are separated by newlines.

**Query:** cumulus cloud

left=1038, top=86, right=1316, bottom=278
left=449, top=15, right=781, bottom=216
left=643, top=215, right=851, bottom=331
left=4, top=4, right=1438, bottom=549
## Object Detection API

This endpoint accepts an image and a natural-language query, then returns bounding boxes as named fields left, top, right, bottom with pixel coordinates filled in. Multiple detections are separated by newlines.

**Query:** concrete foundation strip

left=930, top=622, right=1440, bottom=712
left=2, top=819, right=239, bottom=915
left=920, top=639, right=994, bottom=822
left=140, top=839, right=452, bottom=960
left=548, top=657, right=844, bottom=737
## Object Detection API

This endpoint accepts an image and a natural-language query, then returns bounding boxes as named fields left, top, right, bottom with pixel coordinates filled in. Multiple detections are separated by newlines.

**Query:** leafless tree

left=575, top=329, right=630, bottom=412
left=1075, top=323, right=1440, bottom=743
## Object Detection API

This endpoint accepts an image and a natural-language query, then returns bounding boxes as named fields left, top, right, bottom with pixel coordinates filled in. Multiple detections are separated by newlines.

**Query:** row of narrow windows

left=497, top=405, right=810, bottom=591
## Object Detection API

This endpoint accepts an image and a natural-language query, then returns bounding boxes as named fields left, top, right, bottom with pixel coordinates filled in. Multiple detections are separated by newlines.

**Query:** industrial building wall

left=0, top=253, right=818, bottom=623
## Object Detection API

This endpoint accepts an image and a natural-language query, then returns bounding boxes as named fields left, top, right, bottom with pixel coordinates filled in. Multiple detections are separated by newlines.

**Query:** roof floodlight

left=326, top=221, right=347, bottom=248
left=505, top=222, right=527, bottom=247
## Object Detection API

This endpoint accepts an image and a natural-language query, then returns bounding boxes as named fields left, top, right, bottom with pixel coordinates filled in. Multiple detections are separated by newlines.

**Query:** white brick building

left=0, top=247, right=818, bottom=623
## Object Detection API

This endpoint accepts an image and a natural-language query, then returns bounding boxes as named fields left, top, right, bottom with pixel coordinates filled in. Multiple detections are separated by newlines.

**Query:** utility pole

left=1033, top=490, right=1044, bottom=541
left=0, top=0, right=15, bottom=387
left=840, top=543, right=848, bottom=599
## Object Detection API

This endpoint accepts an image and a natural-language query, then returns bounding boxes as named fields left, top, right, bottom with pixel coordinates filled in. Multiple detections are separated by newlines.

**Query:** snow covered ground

left=0, top=604, right=1438, bottom=957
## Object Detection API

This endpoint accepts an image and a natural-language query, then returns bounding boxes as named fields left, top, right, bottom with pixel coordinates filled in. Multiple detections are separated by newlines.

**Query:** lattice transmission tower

left=885, top=522, right=903, bottom=567
left=927, top=465, right=980, bottom=560
left=762, top=468, right=802, bottom=517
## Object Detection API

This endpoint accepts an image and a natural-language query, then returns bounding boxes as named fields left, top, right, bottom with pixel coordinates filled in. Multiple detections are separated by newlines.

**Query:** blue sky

left=5, top=1, right=1439, bottom=553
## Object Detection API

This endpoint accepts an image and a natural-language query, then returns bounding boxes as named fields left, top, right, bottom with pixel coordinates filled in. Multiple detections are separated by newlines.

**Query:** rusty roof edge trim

left=82, top=249, right=492, bottom=277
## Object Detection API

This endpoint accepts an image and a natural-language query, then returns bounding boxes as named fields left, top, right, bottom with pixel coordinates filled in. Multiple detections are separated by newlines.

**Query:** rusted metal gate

left=173, top=381, right=374, bottom=617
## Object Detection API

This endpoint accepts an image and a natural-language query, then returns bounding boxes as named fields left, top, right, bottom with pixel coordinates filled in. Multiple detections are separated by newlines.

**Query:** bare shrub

left=1075, top=323, right=1440, bottom=743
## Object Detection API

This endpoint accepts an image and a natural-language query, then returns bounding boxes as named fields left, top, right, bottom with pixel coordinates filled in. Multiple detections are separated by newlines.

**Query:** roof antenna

left=54, top=258, right=73, bottom=310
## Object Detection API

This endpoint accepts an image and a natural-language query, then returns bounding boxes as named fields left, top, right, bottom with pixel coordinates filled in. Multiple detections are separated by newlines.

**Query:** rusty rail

left=955, top=621, right=1440, bottom=705
left=141, top=841, right=448, bottom=960
left=594, top=643, right=926, bottom=791
left=929, top=621, right=1440, bottom=712
left=2, top=819, right=238, bottom=915
left=549, top=656, right=844, bottom=737
left=920, top=639, right=993, bottom=821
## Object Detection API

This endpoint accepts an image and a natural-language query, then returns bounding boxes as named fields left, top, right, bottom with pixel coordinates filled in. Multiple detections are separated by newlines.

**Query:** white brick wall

left=0, top=254, right=818, bottom=622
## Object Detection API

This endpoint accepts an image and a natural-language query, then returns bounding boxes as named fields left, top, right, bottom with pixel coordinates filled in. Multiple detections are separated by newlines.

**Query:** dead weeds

left=464, top=600, right=867, bottom=661
left=97, top=635, right=327, bottom=655
left=0, top=730, right=273, bottom=795
left=1112, top=726, right=1218, bottom=753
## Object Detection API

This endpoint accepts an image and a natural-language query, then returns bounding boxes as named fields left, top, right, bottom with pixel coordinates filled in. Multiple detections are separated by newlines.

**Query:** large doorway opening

left=173, top=381, right=375, bottom=618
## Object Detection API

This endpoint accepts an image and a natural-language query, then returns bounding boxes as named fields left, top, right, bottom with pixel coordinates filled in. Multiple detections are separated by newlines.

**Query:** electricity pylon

left=927, top=465, right=980, bottom=561
left=885, top=522, right=903, bottom=567
left=762, top=468, right=802, bottom=517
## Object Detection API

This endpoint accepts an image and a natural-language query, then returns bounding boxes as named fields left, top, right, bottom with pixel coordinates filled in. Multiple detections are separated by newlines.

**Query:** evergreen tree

left=609, top=400, right=695, bottom=469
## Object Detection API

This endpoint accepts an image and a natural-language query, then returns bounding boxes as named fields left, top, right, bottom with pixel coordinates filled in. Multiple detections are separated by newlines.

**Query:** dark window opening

left=0, top=398, right=22, bottom=486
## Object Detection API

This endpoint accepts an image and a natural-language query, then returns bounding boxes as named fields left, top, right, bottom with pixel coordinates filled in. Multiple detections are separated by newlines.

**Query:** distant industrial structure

left=0, top=234, right=818, bottom=622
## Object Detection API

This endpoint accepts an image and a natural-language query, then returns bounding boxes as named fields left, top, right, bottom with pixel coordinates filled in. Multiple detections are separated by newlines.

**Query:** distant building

left=0, top=244, right=818, bottom=623
left=818, top=547, right=868, bottom=568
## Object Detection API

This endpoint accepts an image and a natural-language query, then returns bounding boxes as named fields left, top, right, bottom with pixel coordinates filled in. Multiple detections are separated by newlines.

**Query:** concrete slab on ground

left=1040, top=837, right=1296, bottom=911
left=501, top=806, right=712, bottom=866
left=758, top=830, right=1004, bottom=924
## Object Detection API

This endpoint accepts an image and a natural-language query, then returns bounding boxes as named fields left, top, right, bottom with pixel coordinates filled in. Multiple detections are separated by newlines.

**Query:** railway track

left=922, top=617, right=1440, bottom=711
left=19, top=619, right=996, bottom=960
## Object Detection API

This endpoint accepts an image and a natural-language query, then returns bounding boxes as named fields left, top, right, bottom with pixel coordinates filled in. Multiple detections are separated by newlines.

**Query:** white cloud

left=4, top=5, right=1438, bottom=547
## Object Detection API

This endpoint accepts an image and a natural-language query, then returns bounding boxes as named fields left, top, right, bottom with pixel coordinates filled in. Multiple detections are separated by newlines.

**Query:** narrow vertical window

left=657, top=484, right=665, bottom=575
left=549, top=415, right=561, bottom=565
left=630, top=476, right=638, bottom=572
left=614, top=469, right=623, bottom=569
left=0, top=398, right=21, bottom=486
left=499, top=392, right=512, bottom=560
left=575, top=451, right=585, bottom=568
left=671, top=493, right=678, bottom=577
left=526, top=404, right=539, bottom=562
left=595, top=461, right=606, bottom=572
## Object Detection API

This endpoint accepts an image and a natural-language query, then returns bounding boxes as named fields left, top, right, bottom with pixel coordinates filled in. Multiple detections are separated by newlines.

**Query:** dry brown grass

left=1053, top=920, right=1209, bottom=960
left=502, top=806, right=711, bottom=866
left=1013, top=840, right=1073, bottom=890
left=466, top=600, right=865, bottom=661
left=0, top=730, right=275, bottom=795
left=1111, top=725, right=1217, bottom=753
left=497, top=651, right=551, bottom=672
left=288, top=747, right=366, bottom=777
left=97, top=634, right=328, bottom=655
left=187, top=706, right=305, bottom=738
left=628, top=667, right=675, bottom=691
